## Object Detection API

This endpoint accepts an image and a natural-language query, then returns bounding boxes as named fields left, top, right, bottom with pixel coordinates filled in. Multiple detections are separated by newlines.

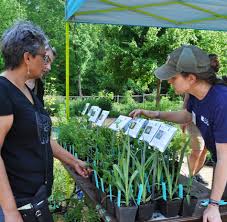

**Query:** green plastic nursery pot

left=136, top=201, right=156, bottom=221
left=115, top=204, right=138, bottom=222
left=159, top=198, right=182, bottom=217
left=180, top=197, right=198, bottom=217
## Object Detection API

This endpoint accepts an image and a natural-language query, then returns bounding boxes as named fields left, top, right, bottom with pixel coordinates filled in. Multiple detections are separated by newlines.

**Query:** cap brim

left=154, top=64, right=177, bottom=80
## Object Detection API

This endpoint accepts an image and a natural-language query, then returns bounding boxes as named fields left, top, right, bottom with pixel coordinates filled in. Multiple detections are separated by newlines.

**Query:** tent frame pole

left=65, top=22, right=70, bottom=120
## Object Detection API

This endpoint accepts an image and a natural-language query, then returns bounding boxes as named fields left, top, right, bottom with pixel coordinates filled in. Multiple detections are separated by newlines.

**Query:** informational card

left=87, top=106, right=94, bottom=117
left=125, top=118, right=147, bottom=138
left=139, top=120, right=162, bottom=143
left=89, top=106, right=102, bottom=123
left=109, top=115, right=132, bottom=131
left=149, top=123, right=177, bottom=153
left=82, top=103, right=90, bottom=115
left=96, top=110, right=110, bottom=126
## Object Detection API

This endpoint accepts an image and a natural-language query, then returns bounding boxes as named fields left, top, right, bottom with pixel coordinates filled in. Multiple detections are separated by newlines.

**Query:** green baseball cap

left=154, top=45, right=211, bottom=80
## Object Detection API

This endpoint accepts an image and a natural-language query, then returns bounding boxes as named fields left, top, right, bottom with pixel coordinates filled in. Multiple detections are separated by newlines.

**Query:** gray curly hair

left=1, top=20, right=49, bottom=70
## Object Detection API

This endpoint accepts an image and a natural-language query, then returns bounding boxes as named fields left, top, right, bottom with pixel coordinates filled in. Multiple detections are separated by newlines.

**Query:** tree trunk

left=155, top=79, right=161, bottom=109
left=78, top=71, right=83, bottom=97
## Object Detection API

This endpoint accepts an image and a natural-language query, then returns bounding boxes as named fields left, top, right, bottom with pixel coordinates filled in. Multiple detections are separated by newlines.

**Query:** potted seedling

left=132, top=142, right=156, bottom=221
left=158, top=139, right=189, bottom=217
left=113, top=137, right=138, bottom=222
left=181, top=155, right=198, bottom=216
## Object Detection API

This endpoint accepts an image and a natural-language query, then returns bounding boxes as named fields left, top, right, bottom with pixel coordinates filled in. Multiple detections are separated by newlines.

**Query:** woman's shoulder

left=212, top=84, right=227, bottom=105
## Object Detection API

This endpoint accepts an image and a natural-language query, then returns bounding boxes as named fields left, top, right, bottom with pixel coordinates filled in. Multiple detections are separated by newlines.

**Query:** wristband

left=208, top=199, right=220, bottom=207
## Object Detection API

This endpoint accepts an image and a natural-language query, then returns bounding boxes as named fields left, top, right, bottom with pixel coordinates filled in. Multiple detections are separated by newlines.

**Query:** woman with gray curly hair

left=0, top=21, right=90, bottom=222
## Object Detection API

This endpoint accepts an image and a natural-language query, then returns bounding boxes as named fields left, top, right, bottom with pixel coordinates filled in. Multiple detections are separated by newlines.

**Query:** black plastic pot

left=106, top=199, right=115, bottom=216
left=181, top=197, right=198, bottom=217
left=115, top=204, right=138, bottom=222
left=100, top=192, right=107, bottom=208
left=159, top=198, right=182, bottom=217
left=136, top=201, right=156, bottom=221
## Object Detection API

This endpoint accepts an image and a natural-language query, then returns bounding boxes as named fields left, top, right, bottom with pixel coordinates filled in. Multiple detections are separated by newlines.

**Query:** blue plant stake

left=94, top=170, right=99, bottom=189
left=137, top=184, right=143, bottom=206
left=100, top=178, right=105, bottom=193
left=162, top=182, right=167, bottom=201
left=178, top=184, right=183, bottom=199
left=117, top=190, right=121, bottom=207
left=109, top=184, right=112, bottom=202
left=145, top=173, right=151, bottom=193
left=74, top=152, right=78, bottom=159
left=69, top=145, right=72, bottom=154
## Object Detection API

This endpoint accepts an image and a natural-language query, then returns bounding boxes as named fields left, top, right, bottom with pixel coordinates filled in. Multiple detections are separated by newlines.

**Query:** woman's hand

left=73, top=159, right=92, bottom=178
left=203, top=205, right=222, bottom=222
left=129, top=109, right=159, bottom=119
left=129, top=109, right=144, bottom=118
left=4, top=210, right=23, bottom=222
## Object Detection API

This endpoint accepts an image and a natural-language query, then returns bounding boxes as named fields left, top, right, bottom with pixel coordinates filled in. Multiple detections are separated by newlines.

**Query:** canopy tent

left=64, top=0, right=227, bottom=118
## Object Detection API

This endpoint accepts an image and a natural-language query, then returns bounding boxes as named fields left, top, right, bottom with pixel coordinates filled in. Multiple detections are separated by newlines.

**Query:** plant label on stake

left=139, top=120, right=161, bottom=143
left=87, top=106, right=94, bottom=117
left=100, top=178, right=105, bottom=193
left=109, top=184, right=112, bottom=202
left=178, top=184, right=183, bottom=199
left=89, top=106, right=102, bottom=123
left=137, top=184, right=143, bottom=206
left=162, top=182, right=167, bottom=201
left=117, top=190, right=121, bottom=207
left=149, top=123, right=177, bottom=152
left=96, top=110, right=110, bottom=126
left=109, top=115, right=132, bottom=131
left=125, top=118, right=147, bottom=138
left=94, top=170, right=99, bottom=189
left=82, top=103, right=90, bottom=115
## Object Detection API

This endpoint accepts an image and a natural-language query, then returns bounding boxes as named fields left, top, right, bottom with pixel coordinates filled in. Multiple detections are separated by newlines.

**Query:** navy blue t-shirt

left=187, top=84, right=227, bottom=162
left=0, top=76, right=53, bottom=199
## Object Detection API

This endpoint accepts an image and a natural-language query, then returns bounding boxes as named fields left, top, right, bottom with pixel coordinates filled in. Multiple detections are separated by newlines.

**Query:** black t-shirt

left=0, top=76, right=53, bottom=199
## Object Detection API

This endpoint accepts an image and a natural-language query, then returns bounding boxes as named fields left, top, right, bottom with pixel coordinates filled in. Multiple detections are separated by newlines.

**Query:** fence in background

left=45, top=93, right=167, bottom=104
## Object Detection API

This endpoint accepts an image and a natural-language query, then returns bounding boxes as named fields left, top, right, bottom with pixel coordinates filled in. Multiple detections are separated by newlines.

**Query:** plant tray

left=65, top=165, right=227, bottom=222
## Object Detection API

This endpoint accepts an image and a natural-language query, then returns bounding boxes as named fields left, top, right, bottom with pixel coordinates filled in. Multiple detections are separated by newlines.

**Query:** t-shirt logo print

left=35, top=112, right=51, bottom=144
left=201, top=115, right=209, bottom=126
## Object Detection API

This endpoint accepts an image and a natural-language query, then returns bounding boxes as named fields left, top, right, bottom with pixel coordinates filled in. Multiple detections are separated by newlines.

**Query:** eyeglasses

left=36, top=53, right=51, bottom=65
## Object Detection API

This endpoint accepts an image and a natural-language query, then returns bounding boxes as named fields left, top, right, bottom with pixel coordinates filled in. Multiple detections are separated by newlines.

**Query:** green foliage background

left=1, top=1, right=227, bottom=96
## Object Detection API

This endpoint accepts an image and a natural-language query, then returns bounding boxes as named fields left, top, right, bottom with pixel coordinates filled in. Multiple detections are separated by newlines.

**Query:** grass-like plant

left=113, top=137, right=138, bottom=206
left=131, top=142, right=155, bottom=204
left=161, top=138, right=190, bottom=200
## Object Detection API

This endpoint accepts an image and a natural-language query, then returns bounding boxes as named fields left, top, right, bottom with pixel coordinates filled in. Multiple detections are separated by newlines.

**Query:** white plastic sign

left=149, top=123, right=177, bottom=152
left=82, top=103, right=90, bottom=115
left=139, top=120, right=162, bottom=143
left=89, top=106, right=102, bottom=123
left=125, top=118, right=147, bottom=138
left=109, top=115, right=132, bottom=131
left=96, top=110, right=110, bottom=126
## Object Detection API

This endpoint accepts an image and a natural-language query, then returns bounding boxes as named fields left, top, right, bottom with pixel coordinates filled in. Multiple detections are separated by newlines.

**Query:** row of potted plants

left=58, top=117, right=198, bottom=221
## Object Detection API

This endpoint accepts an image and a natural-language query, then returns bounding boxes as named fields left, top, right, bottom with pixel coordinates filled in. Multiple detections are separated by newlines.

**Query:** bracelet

left=208, top=199, right=220, bottom=207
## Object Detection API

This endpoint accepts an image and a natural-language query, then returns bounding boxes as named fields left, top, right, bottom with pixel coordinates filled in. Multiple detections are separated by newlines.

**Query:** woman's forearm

left=50, top=139, right=77, bottom=166
left=210, top=145, right=227, bottom=202
left=141, top=109, right=192, bottom=124
left=0, top=156, right=18, bottom=214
